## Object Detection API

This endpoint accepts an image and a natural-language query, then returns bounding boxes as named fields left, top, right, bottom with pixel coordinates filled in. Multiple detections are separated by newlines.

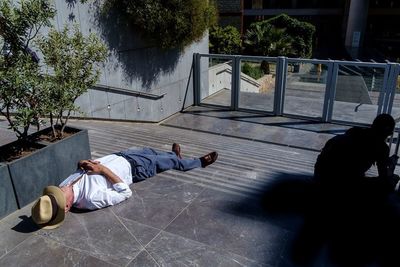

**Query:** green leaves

left=37, top=25, right=107, bottom=138
left=209, top=26, right=241, bottom=55
left=0, top=0, right=107, bottom=140
left=244, top=14, right=315, bottom=58
left=104, top=0, right=217, bottom=49
left=244, top=23, right=295, bottom=57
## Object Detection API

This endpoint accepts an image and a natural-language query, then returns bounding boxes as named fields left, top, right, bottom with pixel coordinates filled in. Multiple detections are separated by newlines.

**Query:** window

left=252, top=0, right=263, bottom=9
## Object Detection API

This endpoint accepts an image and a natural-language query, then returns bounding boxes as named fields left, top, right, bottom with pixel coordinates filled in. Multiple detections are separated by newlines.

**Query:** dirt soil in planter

left=0, top=128, right=78, bottom=162
left=36, top=129, right=75, bottom=143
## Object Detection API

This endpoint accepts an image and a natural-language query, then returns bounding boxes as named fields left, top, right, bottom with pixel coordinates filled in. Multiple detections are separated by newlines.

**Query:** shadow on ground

left=229, top=172, right=400, bottom=267
left=180, top=107, right=350, bottom=135
left=11, top=216, right=39, bottom=233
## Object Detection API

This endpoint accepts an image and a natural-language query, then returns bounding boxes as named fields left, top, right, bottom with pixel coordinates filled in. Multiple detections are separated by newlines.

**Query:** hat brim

left=40, top=186, right=66, bottom=229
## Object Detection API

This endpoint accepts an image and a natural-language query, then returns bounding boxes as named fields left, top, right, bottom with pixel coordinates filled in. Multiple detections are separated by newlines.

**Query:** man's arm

left=378, top=155, right=399, bottom=177
left=77, top=160, right=132, bottom=210
left=80, top=160, right=123, bottom=184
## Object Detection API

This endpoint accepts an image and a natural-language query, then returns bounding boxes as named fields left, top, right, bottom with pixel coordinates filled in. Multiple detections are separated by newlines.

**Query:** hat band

left=48, top=194, right=59, bottom=223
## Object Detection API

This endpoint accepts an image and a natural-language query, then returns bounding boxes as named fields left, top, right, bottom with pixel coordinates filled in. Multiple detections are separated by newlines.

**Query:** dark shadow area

left=228, top=172, right=400, bottom=267
left=90, top=2, right=181, bottom=89
left=183, top=107, right=350, bottom=134
left=11, top=215, right=40, bottom=233
left=69, top=207, right=97, bottom=214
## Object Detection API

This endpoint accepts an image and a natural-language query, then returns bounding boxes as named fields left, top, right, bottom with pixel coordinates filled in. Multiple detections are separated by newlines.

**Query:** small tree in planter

left=0, top=0, right=55, bottom=141
left=1, top=0, right=107, bottom=155
left=37, top=25, right=108, bottom=139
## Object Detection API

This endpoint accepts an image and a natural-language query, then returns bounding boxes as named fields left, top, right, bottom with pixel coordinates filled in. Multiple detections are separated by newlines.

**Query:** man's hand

left=79, top=160, right=103, bottom=174
left=77, top=159, right=123, bottom=184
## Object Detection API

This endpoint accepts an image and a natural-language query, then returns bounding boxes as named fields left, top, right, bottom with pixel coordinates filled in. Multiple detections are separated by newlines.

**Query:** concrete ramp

left=335, top=75, right=372, bottom=104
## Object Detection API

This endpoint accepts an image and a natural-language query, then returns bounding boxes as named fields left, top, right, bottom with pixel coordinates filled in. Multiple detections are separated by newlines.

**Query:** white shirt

left=60, top=154, right=133, bottom=210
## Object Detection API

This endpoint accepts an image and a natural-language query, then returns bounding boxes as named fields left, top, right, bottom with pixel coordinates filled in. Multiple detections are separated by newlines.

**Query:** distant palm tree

left=244, top=23, right=295, bottom=74
left=244, top=23, right=294, bottom=57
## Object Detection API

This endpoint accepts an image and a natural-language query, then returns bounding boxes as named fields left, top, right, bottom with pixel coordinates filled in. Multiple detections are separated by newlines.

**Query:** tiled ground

left=1, top=108, right=400, bottom=267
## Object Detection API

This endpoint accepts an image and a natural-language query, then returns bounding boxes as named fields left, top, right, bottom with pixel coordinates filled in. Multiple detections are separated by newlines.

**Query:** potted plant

left=0, top=0, right=107, bottom=217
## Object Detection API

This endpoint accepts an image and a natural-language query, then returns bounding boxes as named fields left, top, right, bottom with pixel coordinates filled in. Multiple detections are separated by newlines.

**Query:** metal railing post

left=231, top=56, right=240, bottom=110
left=385, top=63, right=399, bottom=114
left=274, top=56, right=286, bottom=115
left=326, top=62, right=339, bottom=122
left=378, top=63, right=392, bottom=114
left=193, top=53, right=201, bottom=106
left=322, top=60, right=335, bottom=122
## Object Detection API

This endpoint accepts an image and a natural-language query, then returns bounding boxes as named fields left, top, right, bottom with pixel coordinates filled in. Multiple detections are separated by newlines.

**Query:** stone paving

left=1, top=108, right=400, bottom=266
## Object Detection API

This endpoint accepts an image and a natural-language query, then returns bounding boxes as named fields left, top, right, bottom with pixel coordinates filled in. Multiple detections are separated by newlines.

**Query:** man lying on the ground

left=31, top=144, right=218, bottom=229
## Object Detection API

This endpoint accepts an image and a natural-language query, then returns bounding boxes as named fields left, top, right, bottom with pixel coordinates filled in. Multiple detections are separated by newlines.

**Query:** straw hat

left=31, top=186, right=66, bottom=229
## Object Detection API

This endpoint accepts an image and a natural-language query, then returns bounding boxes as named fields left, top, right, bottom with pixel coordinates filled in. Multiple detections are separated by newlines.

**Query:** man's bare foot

left=172, top=143, right=182, bottom=159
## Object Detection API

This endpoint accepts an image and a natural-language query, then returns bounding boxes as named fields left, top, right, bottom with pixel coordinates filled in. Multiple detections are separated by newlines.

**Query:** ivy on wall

left=84, top=0, right=218, bottom=49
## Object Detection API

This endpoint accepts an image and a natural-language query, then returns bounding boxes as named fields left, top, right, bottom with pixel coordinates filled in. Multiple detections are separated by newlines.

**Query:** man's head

left=371, top=113, right=395, bottom=139
left=31, top=186, right=66, bottom=229
left=60, top=185, right=74, bottom=212
left=31, top=185, right=75, bottom=229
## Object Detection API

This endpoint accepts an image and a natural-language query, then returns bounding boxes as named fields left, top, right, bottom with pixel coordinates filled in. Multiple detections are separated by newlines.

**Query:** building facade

left=217, top=0, right=400, bottom=61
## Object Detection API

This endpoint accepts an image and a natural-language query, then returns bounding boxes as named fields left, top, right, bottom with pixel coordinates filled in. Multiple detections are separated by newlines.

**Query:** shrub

left=100, top=0, right=218, bottom=49
left=1, top=0, right=107, bottom=141
left=241, top=62, right=264, bottom=80
left=209, top=25, right=241, bottom=54
left=263, top=14, right=315, bottom=58
left=0, top=0, right=55, bottom=140
left=244, top=14, right=315, bottom=58
left=244, top=23, right=295, bottom=57
left=37, top=25, right=107, bottom=138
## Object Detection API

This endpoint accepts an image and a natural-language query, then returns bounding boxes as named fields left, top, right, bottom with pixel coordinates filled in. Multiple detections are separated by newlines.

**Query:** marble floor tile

left=0, top=221, right=34, bottom=259
left=165, top=202, right=289, bottom=266
left=191, top=188, right=263, bottom=214
left=37, top=209, right=143, bottom=266
left=0, top=235, right=113, bottom=267
left=145, top=231, right=265, bottom=267
left=117, top=216, right=161, bottom=247
left=1, top=202, right=35, bottom=227
left=132, top=175, right=204, bottom=202
left=127, top=250, right=159, bottom=267
left=112, top=181, right=203, bottom=229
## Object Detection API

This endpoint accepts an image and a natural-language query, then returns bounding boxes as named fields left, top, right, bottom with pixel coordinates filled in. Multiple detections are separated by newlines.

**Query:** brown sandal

left=172, top=143, right=182, bottom=159
left=200, top=151, right=218, bottom=168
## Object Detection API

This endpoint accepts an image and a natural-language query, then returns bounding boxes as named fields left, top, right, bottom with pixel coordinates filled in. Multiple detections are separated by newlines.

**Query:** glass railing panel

left=200, top=56, right=232, bottom=107
left=283, top=60, right=328, bottom=118
left=393, top=73, right=400, bottom=129
left=238, top=58, right=276, bottom=112
left=332, top=64, right=386, bottom=124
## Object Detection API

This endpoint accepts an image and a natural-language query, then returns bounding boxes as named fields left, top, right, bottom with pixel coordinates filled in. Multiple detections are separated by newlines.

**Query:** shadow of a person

left=228, top=171, right=400, bottom=267
left=291, top=179, right=400, bottom=267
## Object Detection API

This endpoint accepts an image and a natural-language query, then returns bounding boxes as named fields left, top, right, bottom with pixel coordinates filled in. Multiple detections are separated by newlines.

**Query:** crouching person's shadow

left=286, top=175, right=400, bottom=267
left=233, top=172, right=400, bottom=267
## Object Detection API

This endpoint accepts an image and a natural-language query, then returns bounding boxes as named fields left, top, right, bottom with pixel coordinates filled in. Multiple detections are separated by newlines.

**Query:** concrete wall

left=51, top=0, right=208, bottom=122
left=205, top=63, right=260, bottom=100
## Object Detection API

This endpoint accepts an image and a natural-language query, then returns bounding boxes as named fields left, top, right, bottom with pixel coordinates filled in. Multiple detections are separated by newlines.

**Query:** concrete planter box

left=0, top=126, right=91, bottom=213
left=0, top=163, right=18, bottom=219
